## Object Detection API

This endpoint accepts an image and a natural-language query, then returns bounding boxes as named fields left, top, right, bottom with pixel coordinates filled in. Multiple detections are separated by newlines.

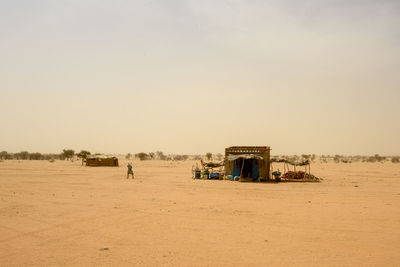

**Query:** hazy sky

left=1, top=0, right=399, bottom=155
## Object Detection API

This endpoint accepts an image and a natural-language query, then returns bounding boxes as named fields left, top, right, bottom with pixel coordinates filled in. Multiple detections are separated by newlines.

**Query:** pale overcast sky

left=1, top=0, right=399, bottom=155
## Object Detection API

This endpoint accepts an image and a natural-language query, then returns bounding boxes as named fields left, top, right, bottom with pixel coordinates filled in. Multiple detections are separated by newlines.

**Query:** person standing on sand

left=127, top=162, right=134, bottom=179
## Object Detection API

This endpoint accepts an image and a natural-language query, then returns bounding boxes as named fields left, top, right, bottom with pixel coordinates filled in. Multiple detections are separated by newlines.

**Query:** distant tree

left=15, top=151, right=29, bottom=160
left=288, top=155, right=299, bottom=162
left=216, top=153, right=223, bottom=161
left=0, top=151, right=8, bottom=160
left=174, top=154, right=189, bottom=161
left=77, top=150, right=91, bottom=165
left=148, top=152, right=155, bottom=160
left=61, top=149, right=75, bottom=161
left=42, top=154, right=56, bottom=161
left=125, top=153, right=132, bottom=160
left=135, top=152, right=149, bottom=160
left=29, top=152, right=43, bottom=160
left=193, top=155, right=201, bottom=160
left=173, top=155, right=182, bottom=161
left=205, top=152, right=212, bottom=160
left=374, top=154, right=386, bottom=162
left=156, top=151, right=167, bottom=160
left=334, top=155, right=341, bottom=163
left=391, top=157, right=399, bottom=163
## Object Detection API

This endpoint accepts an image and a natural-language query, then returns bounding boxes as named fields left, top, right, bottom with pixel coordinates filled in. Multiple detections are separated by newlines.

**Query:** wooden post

left=240, top=158, right=245, bottom=181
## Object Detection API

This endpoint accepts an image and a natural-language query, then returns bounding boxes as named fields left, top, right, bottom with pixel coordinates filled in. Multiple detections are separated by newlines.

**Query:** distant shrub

left=320, top=155, right=328, bottom=163
left=173, top=154, right=188, bottom=161
left=334, top=155, right=342, bottom=163
left=205, top=153, right=212, bottom=160
left=311, top=154, right=316, bottom=162
left=0, top=151, right=8, bottom=160
left=193, top=155, right=202, bottom=160
left=340, top=158, right=352, bottom=163
left=15, top=151, right=29, bottom=160
left=29, top=153, right=43, bottom=160
left=135, top=152, right=149, bottom=160
left=148, top=152, right=155, bottom=160
left=156, top=151, right=167, bottom=160
left=392, top=157, right=400, bottom=163
left=377, top=154, right=386, bottom=162
left=61, top=149, right=75, bottom=161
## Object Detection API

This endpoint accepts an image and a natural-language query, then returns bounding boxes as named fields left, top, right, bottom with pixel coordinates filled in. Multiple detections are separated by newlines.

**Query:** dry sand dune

left=0, top=160, right=399, bottom=266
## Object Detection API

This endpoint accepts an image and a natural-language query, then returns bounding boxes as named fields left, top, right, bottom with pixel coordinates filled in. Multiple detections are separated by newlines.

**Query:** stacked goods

left=209, top=173, right=220, bottom=179
left=282, top=171, right=320, bottom=182
left=282, top=171, right=305, bottom=179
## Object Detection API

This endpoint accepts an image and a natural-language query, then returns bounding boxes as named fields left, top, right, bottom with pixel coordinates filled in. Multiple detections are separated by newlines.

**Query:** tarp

left=226, top=154, right=264, bottom=161
left=270, top=158, right=310, bottom=166
left=201, top=160, right=224, bottom=168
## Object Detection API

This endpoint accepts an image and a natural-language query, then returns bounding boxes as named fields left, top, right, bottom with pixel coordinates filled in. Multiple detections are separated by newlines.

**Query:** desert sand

left=0, top=159, right=399, bottom=266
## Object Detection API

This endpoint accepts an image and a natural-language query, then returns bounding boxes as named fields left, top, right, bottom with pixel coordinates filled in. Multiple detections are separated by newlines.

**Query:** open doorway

left=233, top=158, right=259, bottom=180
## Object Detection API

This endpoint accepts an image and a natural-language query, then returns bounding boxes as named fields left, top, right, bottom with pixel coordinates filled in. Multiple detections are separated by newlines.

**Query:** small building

left=86, top=154, right=119, bottom=167
left=225, top=146, right=270, bottom=182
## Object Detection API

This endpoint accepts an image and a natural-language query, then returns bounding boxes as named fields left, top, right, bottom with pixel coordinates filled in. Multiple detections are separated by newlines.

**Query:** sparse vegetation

left=1, top=150, right=398, bottom=165
left=61, top=149, right=75, bottom=161
left=77, top=150, right=91, bottom=165
left=156, top=151, right=167, bottom=160
left=301, top=154, right=310, bottom=161
left=15, top=151, right=30, bottom=160
left=320, top=155, right=328, bottom=163
left=173, top=154, right=189, bottom=161
left=29, top=152, right=43, bottom=160
left=135, top=152, right=149, bottom=160
left=192, top=155, right=202, bottom=160
left=0, top=151, right=10, bottom=160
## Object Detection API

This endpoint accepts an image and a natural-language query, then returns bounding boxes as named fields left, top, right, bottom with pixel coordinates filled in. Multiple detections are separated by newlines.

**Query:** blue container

left=210, top=173, right=220, bottom=179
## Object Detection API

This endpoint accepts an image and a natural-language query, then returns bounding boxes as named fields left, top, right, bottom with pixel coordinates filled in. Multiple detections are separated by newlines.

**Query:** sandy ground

left=0, top=159, right=399, bottom=267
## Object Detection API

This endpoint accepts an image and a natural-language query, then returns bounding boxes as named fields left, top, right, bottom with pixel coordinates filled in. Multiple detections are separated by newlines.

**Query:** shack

left=86, top=154, right=119, bottom=167
left=225, top=146, right=270, bottom=182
